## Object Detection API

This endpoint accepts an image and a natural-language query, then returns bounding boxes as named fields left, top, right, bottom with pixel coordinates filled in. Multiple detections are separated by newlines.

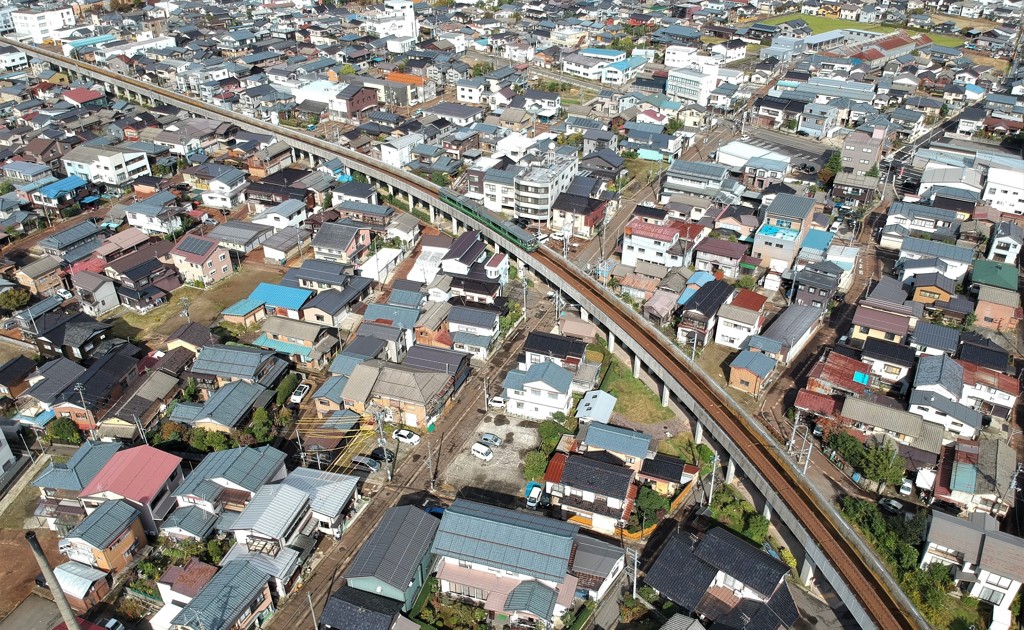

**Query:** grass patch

left=623, top=158, right=665, bottom=188
left=756, top=13, right=964, bottom=47
left=600, top=355, right=674, bottom=424
left=104, top=268, right=285, bottom=342
left=0, top=482, right=39, bottom=529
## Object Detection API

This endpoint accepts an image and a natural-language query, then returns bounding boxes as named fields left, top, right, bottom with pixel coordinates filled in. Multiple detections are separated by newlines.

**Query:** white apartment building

left=12, top=7, right=75, bottom=44
left=201, top=169, right=248, bottom=210
left=984, top=167, right=1024, bottom=215
left=666, top=67, right=718, bottom=107
left=0, top=7, right=16, bottom=34
left=380, top=133, right=422, bottom=169
left=62, top=145, right=151, bottom=189
left=620, top=218, right=685, bottom=268
left=93, top=36, right=177, bottom=63
left=360, top=0, right=418, bottom=38
left=0, top=45, right=28, bottom=72
left=513, top=154, right=578, bottom=225
left=502, top=361, right=573, bottom=420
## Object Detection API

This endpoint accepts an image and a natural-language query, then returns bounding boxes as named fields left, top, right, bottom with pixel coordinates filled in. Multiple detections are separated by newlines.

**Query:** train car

left=439, top=188, right=539, bottom=252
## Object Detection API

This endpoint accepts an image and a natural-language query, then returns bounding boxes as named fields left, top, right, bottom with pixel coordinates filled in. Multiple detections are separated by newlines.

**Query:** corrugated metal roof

left=33, top=441, right=121, bottom=492
left=161, top=505, right=218, bottom=539
left=345, top=505, right=440, bottom=590
left=54, top=561, right=107, bottom=598
left=282, top=468, right=358, bottom=520
left=230, top=483, right=309, bottom=540
left=841, top=397, right=921, bottom=438
left=504, top=581, right=557, bottom=619
left=66, top=499, right=140, bottom=549
left=174, top=446, right=286, bottom=499
left=171, top=560, right=270, bottom=630
left=430, top=499, right=577, bottom=582
left=580, top=423, right=650, bottom=459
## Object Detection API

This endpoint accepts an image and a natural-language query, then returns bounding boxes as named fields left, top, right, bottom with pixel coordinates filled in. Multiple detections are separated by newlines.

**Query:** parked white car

left=471, top=442, right=494, bottom=461
left=289, top=382, right=311, bottom=404
left=392, top=428, right=421, bottom=446
left=487, top=396, right=506, bottom=409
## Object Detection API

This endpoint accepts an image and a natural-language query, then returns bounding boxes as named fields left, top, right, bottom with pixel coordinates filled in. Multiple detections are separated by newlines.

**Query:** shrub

left=523, top=450, right=549, bottom=481
left=275, top=373, right=300, bottom=405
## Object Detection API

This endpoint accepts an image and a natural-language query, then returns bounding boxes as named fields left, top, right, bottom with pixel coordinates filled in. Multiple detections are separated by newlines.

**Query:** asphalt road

left=744, top=128, right=835, bottom=168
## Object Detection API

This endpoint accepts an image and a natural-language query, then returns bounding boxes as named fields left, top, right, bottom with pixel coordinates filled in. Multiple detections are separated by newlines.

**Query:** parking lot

left=441, top=411, right=540, bottom=508
left=745, top=128, right=835, bottom=170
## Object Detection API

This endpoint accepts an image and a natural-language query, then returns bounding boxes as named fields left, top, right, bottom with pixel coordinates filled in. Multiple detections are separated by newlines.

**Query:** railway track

left=532, top=247, right=917, bottom=630
left=2, top=38, right=922, bottom=628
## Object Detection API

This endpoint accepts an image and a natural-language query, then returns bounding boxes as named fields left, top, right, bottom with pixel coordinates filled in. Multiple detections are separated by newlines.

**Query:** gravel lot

left=442, top=412, right=540, bottom=507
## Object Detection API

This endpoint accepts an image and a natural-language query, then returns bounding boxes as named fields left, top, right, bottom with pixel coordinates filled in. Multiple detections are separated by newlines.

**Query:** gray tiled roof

left=281, top=468, right=358, bottom=520
left=913, top=354, right=964, bottom=398
left=66, top=499, right=139, bottom=549
left=161, top=505, right=218, bottom=539
left=171, top=560, right=270, bottom=630
left=764, top=193, right=815, bottom=221
left=560, top=454, right=634, bottom=499
left=909, top=390, right=981, bottom=428
left=430, top=499, right=578, bottom=582
left=345, top=505, right=440, bottom=590
left=841, top=397, right=922, bottom=438
left=191, top=345, right=275, bottom=380
left=911, top=321, right=961, bottom=353
left=319, top=586, right=401, bottom=630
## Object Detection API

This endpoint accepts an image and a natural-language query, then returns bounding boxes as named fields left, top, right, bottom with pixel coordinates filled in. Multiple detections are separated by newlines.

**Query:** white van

left=471, top=442, right=494, bottom=461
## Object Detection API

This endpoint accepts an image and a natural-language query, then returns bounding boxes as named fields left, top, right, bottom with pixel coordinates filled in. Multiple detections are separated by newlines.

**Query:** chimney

left=24, top=531, right=81, bottom=630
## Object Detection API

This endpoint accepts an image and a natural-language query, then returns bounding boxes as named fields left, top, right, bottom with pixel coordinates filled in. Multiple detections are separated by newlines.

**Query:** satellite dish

left=548, top=142, right=556, bottom=151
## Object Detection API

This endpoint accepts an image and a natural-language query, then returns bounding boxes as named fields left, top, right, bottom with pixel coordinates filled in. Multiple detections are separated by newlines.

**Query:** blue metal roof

left=581, top=423, right=650, bottom=459
left=38, top=176, right=88, bottom=200
left=253, top=334, right=312, bottom=361
left=248, top=282, right=312, bottom=310
left=67, top=499, right=139, bottom=549
left=730, top=350, right=777, bottom=379
left=802, top=229, right=833, bottom=252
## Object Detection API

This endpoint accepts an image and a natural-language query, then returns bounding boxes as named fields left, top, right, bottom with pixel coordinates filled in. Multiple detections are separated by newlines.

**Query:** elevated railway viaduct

left=2, top=37, right=926, bottom=630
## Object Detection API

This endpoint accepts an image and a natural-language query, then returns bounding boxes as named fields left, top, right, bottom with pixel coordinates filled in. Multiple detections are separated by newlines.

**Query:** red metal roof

left=794, top=389, right=838, bottom=417
left=729, top=289, right=767, bottom=312
left=625, top=217, right=679, bottom=242
left=544, top=452, right=567, bottom=484
left=80, top=445, right=181, bottom=504
left=957, top=359, right=1020, bottom=395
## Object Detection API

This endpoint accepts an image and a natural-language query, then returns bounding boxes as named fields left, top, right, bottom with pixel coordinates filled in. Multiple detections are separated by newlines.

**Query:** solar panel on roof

left=177, top=236, right=213, bottom=256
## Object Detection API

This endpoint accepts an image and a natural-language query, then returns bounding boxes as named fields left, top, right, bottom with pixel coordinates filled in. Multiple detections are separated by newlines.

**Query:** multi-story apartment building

left=61, top=145, right=151, bottom=192
left=984, top=167, right=1024, bottom=215
left=840, top=129, right=884, bottom=176
left=513, top=154, right=578, bottom=225
left=660, top=160, right=744, bottom=204
left=666, top=67, right=718, bottom=106
left=752, top=193, right=816, bottom=270
left=12, top=7, right=75, bottom=44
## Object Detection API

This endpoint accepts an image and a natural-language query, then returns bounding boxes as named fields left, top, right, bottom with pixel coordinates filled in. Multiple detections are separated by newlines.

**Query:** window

left=219, top=253, right=226, bottom=261
left=989, top=575, right=1012, bottom=589
left=859, top=326, right=870, bottom=334
left=980, top=587, right=1005, bottom=606
left=739, top=379, right=750, bottom=387
left=883, top=365, right=902, bottom=375
left=884, top=332, right=896, bottom=341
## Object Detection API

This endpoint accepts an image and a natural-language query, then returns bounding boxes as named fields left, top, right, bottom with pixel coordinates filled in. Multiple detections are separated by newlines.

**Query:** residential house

left=342, top=360, right=454, bottom=429
left=910, top=273, right=956, bottom=306
left=975, top=286, right=1021, bottom=332
left=169, top=235, right=233, bottom=287
left=170, top=561, right=274, bottom=630
left=448, top=306, right=499, bottom=360
left=71, top=272, right=118, bottom=317
left=33, top=441, right=121, bottom=534
left=899, top=236, right=973, bottom=281
left=0, top=355, right=36, bottom=399
left=312, top=223, right=372, bottom=264
left=908, top=390, right=982, bottom=439
left=502, top=361, right=574, bottom=420
left=34, top=313, right=114, bottom=362
left=61, top=145, right=151, bottom=191
left=794, top=261, right=843, bottom=308
left=39, top=221, right=103, bottom=263
left=576, top=423, right=652, bottom=471
left=344, top=505, right=440, bottom=611
left=850, top=304, right=910, bottom=346
left=189, top=344, right=289, bottom=392
left=747, top=305, right=823, bottom=365
left=574, top=391, right=617, bottom=425
left=169, top=380, right=273, bottom=434
left=839, top=396, right=942, bottom=458
left=59, top=500, right=146, bottom=573
left=676, top=280, right=733, bottom=346
left=958, top=359, right=1019, bottom=422
left=752, top=194, right=816, bottom=271
left=714, top=290, right=767, bottom=349
left=15, top=256, right=64, bottom=296
left=544, top=453, right=636, bottom=535
left=208, top=221, right=272, bottom=255
left=910, top=321, right=961, bottom=356
left=254, top=317, right=338, bottom=371
left=317, top=587, right=408, bottom=630
left=860, top=338, right=916, bottom=393
left=645, top=529, right=798, bottom=628
left=170, top=446, right=287, bottom=518
left=430, top=500, right=621, bottom=627
left=251, top=199, right=309, bottom=233
left=124, top=191, right=182, bottom=236
left=78, top=445, right=182, bottom=536
left=920, top=510, right=1024, bottom=623
left=728, top=350, right=778, bottom=396
left=988, top=222, right=1023, bottom=265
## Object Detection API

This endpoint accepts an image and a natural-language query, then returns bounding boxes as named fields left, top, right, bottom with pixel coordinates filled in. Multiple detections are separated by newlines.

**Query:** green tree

left=339, top=64, right=356, bottom=75
left=156, top=421, right=188, bottom=444
left=743, top=513, right=771, bottom=544
left=621, top=149, right=638, bottom=159
left=182, top=378, right=199, bottom=402
left=634, top=486, right=670, bottom=525
left=736, top=275, right=756, bottom=290
left=861, top=442, right=905, bottom=486
left=558, top=132, right=583, bottom=147
left=867, top=164, right=880, bottom=177
left=276, top=373, right=301, bottom=405
left=819, top=150, right=843, bottom=186
left=826, top=432, right=865, bottom=468
left=322, top=191, right=333, bottom=209
left=611, top=36, right=634, bottom=54
left=0, top=289, right=31, bottom=314
left=939, top=103, right=949, bottom=117
left=472, top=62, right=493, bottom=77
left=205, top=431, right=229, bottom=451
left=189, top=427, right=210, bottom=451
left=665, top=117, right=684, bottom=134
left=0, top=180, right=13, bottom=194
left=46, top=417, right=82, bottom=444
left=250, top=408, right=274, bottom=443
left=206, top=539, right=229, bottom=564
left=430, top=172, right=451, bottom=186
left=523, top=450, right=549, bottom=480
left=783, top=118, right=797, bottom=130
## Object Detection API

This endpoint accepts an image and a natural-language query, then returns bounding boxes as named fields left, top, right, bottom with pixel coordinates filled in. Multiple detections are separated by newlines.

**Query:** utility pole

left=26, top=532, right=80, bottom=630
left=424, top=432, right=436, bottom=492
left=74, top=383, right=94, bottom=441
left=306, top=592, right=318, bottom=630
left=133, top=415, right=148, bottom=445
left=627, top=547, right=639, bottom=599
left=482, top=375, right=488, bottom=410
left=19, top=431, right=34, bottom=463
left=295, top=425, right=306, bottom=466
left=374, top=412, right=392, bottom=482
left=706, top=454, right=719, bottom=507
left=788, top=412, right=800, bottom=454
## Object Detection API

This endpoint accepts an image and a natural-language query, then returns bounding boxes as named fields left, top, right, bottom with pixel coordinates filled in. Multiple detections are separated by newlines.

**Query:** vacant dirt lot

left=0, top=529, right=61, bottom=619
